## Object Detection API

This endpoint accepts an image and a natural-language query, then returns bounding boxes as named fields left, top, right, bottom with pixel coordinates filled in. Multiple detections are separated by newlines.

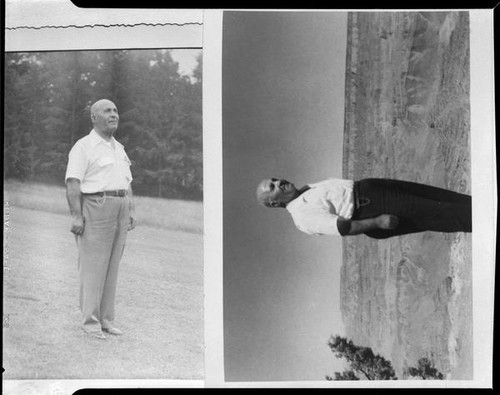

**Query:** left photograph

left=3, top=48, right=204, bottom=379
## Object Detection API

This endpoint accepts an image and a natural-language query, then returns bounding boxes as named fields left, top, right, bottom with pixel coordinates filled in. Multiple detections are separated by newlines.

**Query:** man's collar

left=285, top=185, right=311, bottom=211
left=285, top=194, right=302, bottom=211
left=89, top=129, right=122, bottom=148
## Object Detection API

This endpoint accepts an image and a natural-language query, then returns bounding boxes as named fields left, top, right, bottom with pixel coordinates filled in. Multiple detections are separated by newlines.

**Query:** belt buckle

left=358, top=197, right=370, bottom=208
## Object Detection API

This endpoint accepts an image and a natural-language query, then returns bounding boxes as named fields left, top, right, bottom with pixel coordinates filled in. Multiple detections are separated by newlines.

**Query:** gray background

left=222, top=11, right=348, bottom=381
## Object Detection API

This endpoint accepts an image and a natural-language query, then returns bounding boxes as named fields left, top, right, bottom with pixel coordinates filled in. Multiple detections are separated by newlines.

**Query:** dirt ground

left=341, top=11, right=472, bottom=379
left=3, top=193, right=204, bottom=380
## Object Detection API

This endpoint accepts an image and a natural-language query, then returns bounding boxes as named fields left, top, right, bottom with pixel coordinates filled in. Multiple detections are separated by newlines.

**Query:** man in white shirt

left=256, top=177, right=471, bottom=239
left=65, top=99, right=136, bottom=339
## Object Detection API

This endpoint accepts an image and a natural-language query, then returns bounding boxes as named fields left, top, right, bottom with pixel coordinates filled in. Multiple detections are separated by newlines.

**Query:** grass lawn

left=3, top=181, right=204, bottom=380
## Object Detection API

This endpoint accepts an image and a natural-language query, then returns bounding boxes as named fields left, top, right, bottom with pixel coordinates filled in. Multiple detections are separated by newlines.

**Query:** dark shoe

left=102, top=326, right=123, bottom=336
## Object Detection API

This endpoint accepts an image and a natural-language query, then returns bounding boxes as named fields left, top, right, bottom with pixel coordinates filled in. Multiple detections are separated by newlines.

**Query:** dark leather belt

left=353, top=181, right=360, bottom=210
left=83, top=190, right=127, bottom=197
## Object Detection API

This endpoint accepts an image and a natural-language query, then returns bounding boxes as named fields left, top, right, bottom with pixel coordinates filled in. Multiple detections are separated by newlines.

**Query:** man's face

left=258, top=178, right=298, bottom=207
left=91, top=100, right=119, bottom=135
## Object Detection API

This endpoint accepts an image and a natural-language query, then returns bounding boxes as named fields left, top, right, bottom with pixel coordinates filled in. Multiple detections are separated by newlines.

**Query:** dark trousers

left=352, top=178, right=472, bottom=239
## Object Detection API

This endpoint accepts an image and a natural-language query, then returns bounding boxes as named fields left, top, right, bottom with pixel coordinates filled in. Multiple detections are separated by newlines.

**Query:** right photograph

left=222, top=11, right=474, bottom=382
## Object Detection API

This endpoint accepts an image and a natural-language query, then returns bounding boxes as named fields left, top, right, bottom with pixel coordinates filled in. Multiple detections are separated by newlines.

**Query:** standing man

left=256, top=177, right=471, bottom=239
left=65, top=99, right=136, bottom=339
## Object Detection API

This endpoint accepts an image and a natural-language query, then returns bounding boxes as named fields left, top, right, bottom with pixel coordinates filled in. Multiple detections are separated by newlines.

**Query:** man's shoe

left=102, top=326, right=123, bottom=336
left=87, top=331, right=107, bottom=340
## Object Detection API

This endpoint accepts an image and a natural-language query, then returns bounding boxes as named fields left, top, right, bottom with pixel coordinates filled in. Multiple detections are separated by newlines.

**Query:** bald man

left=256, top=177, right=471, bottom=239
left=65, top=99, right=136, bottom=339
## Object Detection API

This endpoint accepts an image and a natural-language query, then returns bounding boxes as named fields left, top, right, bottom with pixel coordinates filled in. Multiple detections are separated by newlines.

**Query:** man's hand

left=338, top=214, right=400, bottom=236
left=376, top=214, right=399, bottom=230
left=127, top=185, right=136, bottom=231
left=128, top=213, right=137, bottom=231
left=70, top=214, right=85, bottom=235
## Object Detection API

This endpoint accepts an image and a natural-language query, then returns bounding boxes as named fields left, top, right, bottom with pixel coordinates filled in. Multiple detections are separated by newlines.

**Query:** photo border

left=4, top=0, right=204, bottom=391
left=202, top=8, right=496, bottom=388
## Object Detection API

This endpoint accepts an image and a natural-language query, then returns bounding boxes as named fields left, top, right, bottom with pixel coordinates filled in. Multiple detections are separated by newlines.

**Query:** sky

left=170, top=49, right=202, bottom=78
left=222, top=11, right=348, bottom=382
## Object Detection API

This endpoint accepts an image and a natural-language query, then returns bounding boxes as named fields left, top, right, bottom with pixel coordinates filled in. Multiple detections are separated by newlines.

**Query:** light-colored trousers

left=77, top=194, right=129, bottom=333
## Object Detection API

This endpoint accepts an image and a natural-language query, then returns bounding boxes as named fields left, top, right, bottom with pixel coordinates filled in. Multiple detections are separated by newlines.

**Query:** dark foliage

left=327, top=335, right=397, bottom=380
left=327, top=335, right=445, bottom=381
left=4, top=50, right=202, bottom=201
left=404, top=357, right=445, bottom=380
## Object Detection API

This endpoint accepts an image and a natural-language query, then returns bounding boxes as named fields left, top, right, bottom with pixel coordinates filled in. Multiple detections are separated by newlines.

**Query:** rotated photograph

left=222, top=10, right=473, bottom=381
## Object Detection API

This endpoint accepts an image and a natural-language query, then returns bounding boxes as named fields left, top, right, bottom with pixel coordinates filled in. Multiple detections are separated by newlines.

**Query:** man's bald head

left=256, top=179, right=273, bottom=207
left=256, top=178, right=299, bottom=208
left=90, top=99, right=119, bottom=136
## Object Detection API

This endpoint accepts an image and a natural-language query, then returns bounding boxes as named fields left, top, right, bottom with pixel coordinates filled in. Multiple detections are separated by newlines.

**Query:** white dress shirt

left=65, top=129, right=133, bottom=193
left=286, top=178, right=355, bottom=236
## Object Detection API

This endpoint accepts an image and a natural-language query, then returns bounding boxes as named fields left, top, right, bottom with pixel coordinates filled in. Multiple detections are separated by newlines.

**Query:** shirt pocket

left=119, top=151, right=133, bottom=182
left=97, top=156, right=115, bottom=168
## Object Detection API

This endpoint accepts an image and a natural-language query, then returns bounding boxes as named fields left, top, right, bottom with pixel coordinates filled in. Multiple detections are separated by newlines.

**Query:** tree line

left=4, top=49, right=203, bottom=201
left=327, top=335, right=445, bottom=380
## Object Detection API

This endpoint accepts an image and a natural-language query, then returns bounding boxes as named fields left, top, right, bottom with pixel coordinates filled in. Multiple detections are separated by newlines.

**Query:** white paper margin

left=203, top=9, right=225, bottom=388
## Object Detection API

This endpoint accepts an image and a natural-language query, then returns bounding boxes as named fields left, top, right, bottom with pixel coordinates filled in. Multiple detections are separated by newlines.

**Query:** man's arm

left=127, top=184, right=136, bottom=231
left=66, top=178, right=84, bottom=235
left=337, top=214, right=399, bottom=236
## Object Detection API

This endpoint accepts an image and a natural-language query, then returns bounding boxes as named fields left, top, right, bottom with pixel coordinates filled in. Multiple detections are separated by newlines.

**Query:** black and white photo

left=4, top=2, right=204, bottom=391
left=3, top=2, right=496, bottom=391
left=217, top=10, right=495, bottom=385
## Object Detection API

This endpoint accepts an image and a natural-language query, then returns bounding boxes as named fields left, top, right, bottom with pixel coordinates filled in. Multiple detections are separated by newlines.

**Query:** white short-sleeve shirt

left=65, top=129, right=133, bottom=193
left=285, top=178, right=355, bottom=236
